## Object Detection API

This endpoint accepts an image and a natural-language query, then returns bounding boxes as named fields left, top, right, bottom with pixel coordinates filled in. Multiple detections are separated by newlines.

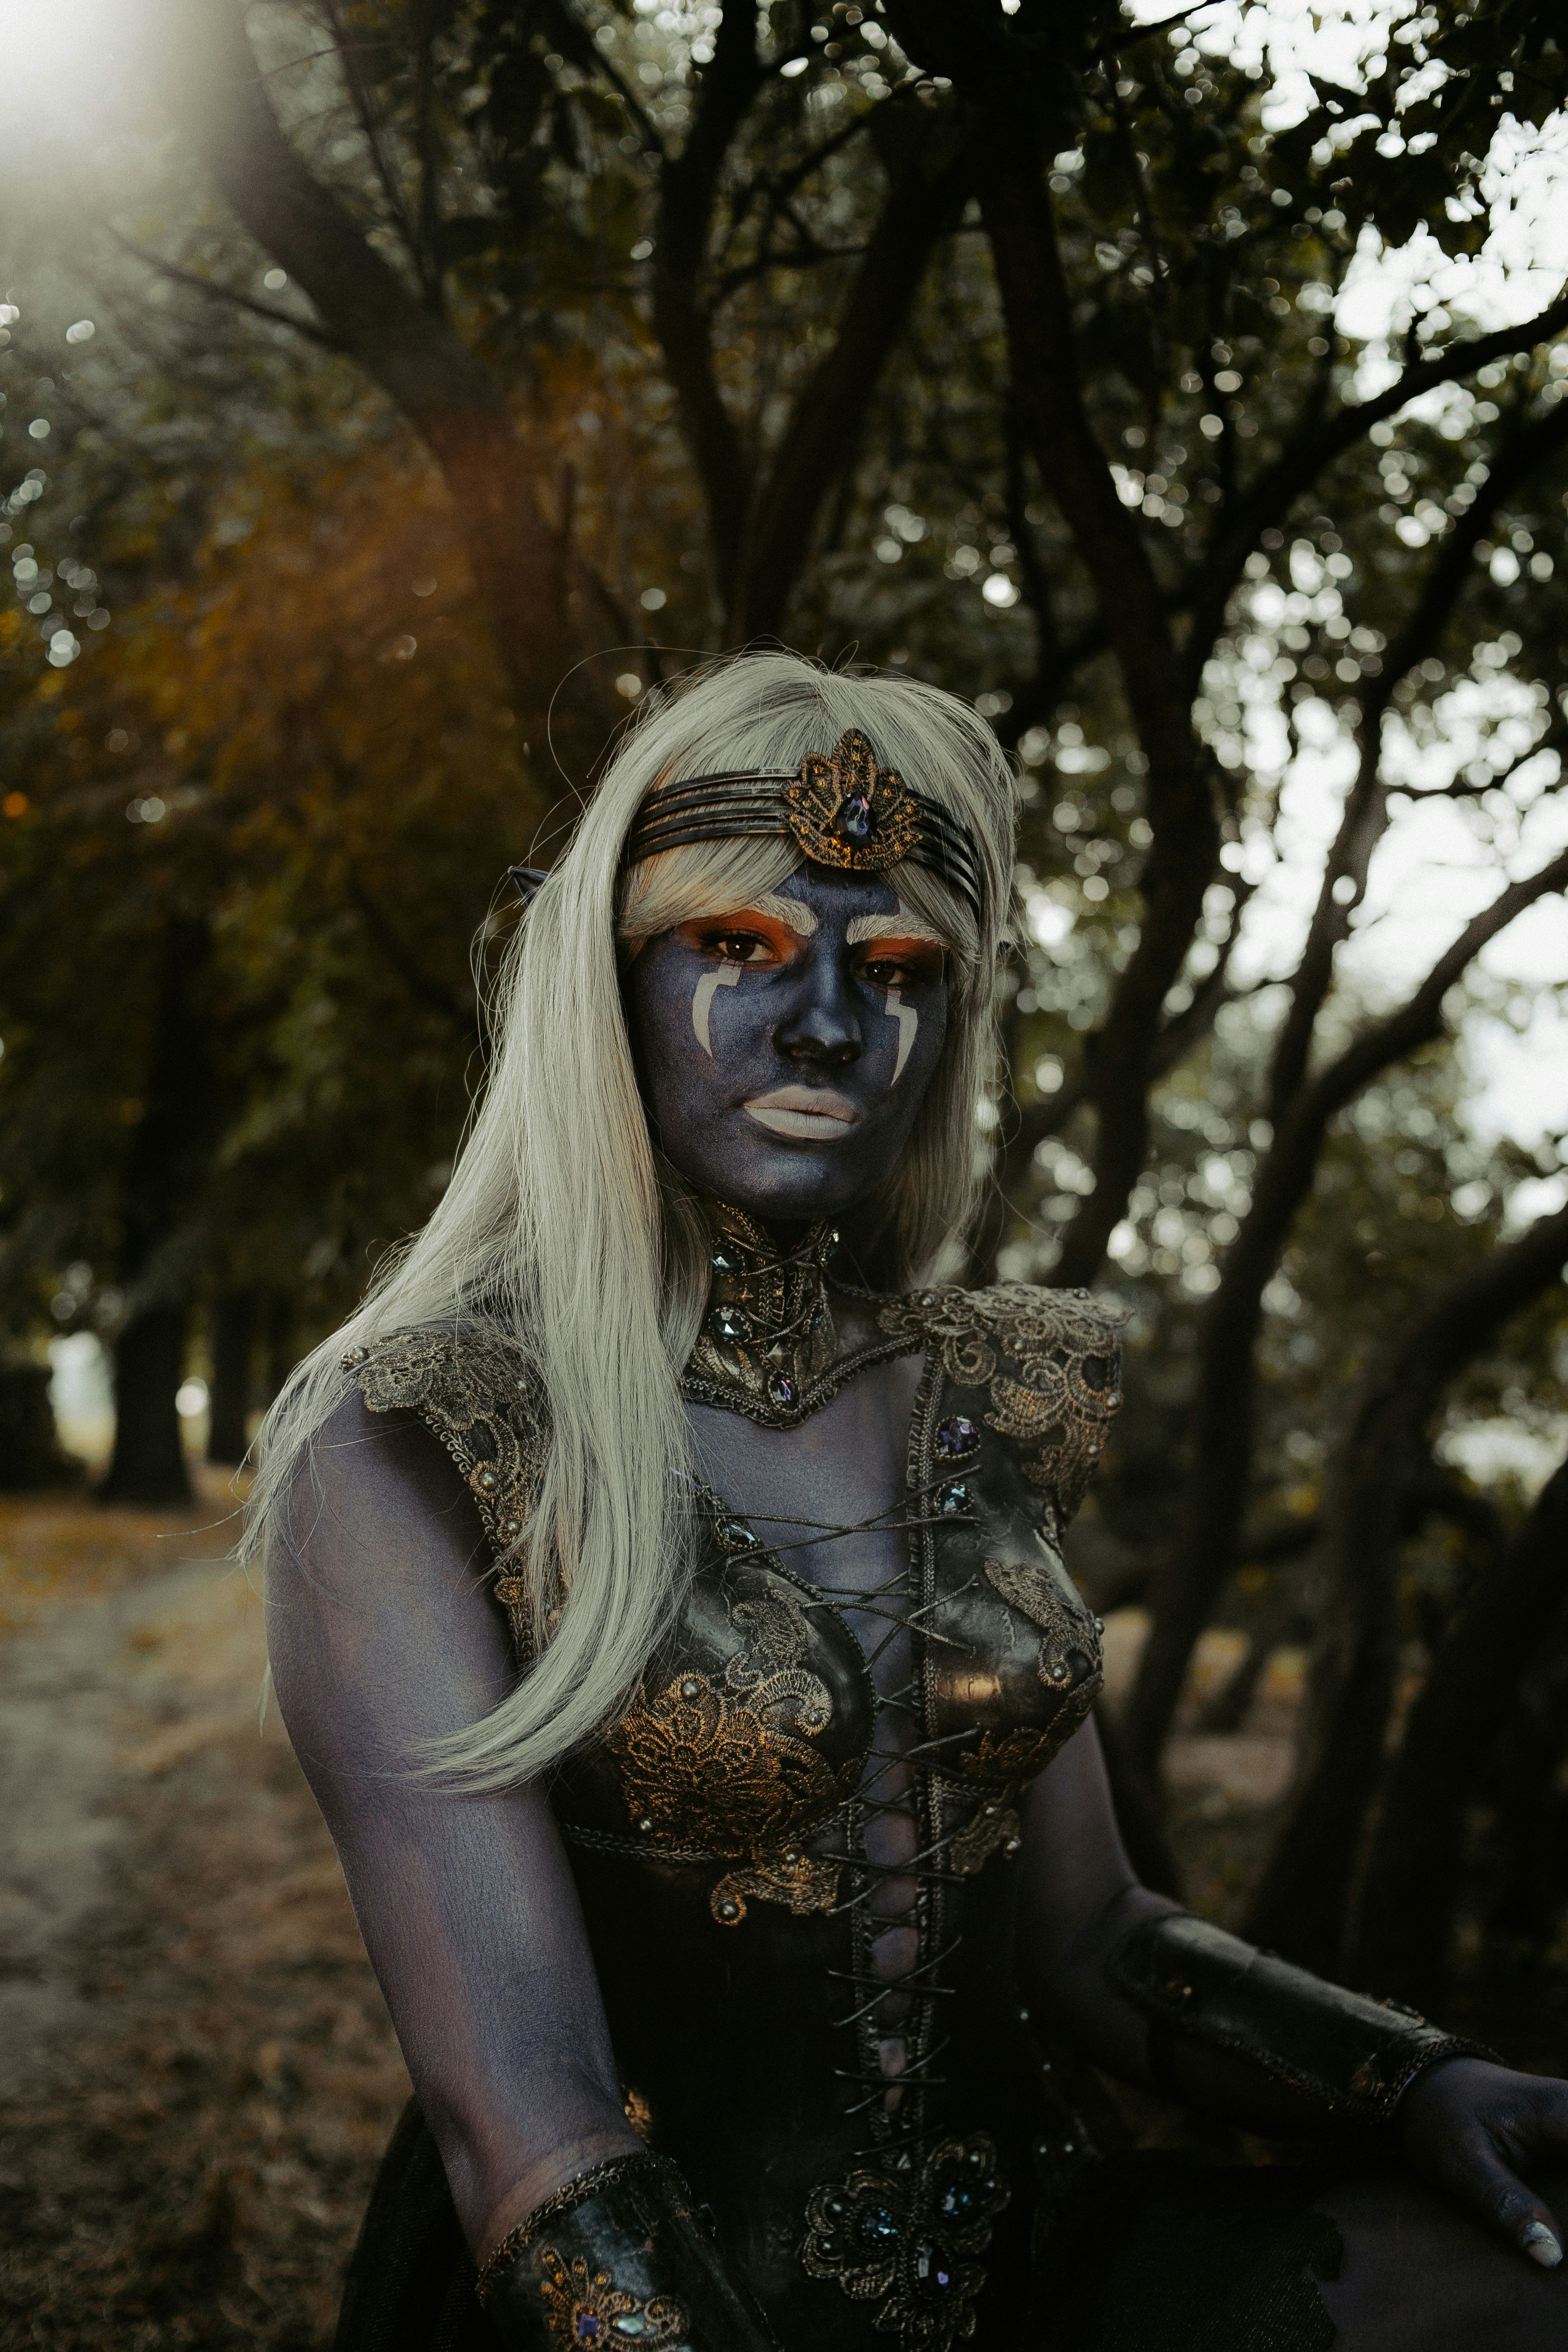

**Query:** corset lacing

left=732, top=1482, right=991, bottom=2162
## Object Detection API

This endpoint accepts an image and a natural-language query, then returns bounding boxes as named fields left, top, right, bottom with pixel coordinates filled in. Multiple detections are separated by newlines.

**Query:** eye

left=859, top=944, right=945, bottom=989
left=701, top=928, right=778, bottom=965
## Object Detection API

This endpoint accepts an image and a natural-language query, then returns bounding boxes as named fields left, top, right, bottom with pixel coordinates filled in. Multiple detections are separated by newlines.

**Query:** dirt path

left=0, top=1482, right=1303, bottom=2350
left=0, top=1483, right=408, bottom=2350
left=8, top=1475, right=1553, bottom=2349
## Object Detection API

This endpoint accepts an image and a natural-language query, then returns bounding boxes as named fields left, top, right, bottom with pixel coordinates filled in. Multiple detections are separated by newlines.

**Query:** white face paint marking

left=846, top=911, right=946, bottom=948
left=884, top=987, right=919, bottom=1084
left=692, top=961, right=742, bottom=1056
left=753, top=892, right=817, bottom=936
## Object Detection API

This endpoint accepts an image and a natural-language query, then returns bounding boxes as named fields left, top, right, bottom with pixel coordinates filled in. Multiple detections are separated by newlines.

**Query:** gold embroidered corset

left=346, top=1277, right=1122, bottom=2352
left=346, top=1280, right=1120, bottom=1933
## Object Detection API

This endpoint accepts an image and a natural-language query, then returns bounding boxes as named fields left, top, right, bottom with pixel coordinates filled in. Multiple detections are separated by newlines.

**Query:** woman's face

left=626, top=867, right=950, bottom=1223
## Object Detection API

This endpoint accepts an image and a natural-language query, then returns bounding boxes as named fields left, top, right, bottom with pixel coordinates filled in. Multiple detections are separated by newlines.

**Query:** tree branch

left=650, top=0, right=766, bottom=601
left=1122, top=842, right=1568, bottom=1788
left=738, top=128, right=970, bottom=636
left=111, top=235, right=342, bottom=350
left=1185, top=288, right=1568, bottom=666
left=532, top=0, right=666, bottom=156
left=320, top=0, right=427, bottom=294
left=1266, top=397, right=1568, bottom=1118
left=157, top=0, right=616, bottom=839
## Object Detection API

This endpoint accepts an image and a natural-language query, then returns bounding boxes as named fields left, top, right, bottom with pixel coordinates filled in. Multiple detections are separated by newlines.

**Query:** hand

left=1399, top=2055, right=1568, bottom=2267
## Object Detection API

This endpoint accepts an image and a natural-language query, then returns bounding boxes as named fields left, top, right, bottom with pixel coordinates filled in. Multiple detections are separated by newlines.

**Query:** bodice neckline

left=681, top=1197, right=922, bottom=1430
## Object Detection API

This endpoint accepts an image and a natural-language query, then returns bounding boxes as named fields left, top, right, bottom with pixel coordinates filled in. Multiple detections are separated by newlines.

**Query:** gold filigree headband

left=620, top=729, right=984, bottom=923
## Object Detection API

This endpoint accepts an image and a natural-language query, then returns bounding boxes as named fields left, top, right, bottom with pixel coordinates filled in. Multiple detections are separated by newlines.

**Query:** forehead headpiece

left=620, top=729, right=984, bottom=925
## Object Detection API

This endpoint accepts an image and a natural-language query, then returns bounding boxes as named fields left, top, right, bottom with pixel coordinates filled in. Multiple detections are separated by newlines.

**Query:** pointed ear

left=506, top=865, right=551, bottom=910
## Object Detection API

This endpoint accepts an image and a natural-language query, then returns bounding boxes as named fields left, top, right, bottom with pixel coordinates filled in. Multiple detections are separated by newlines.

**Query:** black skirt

left=333, top=2102, right=1346, bottom=2352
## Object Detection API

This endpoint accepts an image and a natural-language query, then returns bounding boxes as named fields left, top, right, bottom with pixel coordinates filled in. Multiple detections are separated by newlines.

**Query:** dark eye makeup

left=682, top=914, right=945, bottom=988
left=857, top=945, right=945, bottom=988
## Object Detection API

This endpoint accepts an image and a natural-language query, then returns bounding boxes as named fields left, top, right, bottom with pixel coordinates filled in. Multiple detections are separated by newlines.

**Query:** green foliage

left=0, top=0, right=1563, bottom=1526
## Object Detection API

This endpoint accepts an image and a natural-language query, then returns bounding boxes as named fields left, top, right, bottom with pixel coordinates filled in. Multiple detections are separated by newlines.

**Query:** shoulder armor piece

left=341, top=1326, right=551, bottom=1636
left=877, top=1281, right=1122, bottom=1519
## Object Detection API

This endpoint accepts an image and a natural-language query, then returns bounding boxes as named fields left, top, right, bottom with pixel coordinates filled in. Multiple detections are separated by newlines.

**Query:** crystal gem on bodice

left=767, top=1369, right=799, bottom=1409
left=716, top=1517, right=762, bottom=1552
left=934, top=1415, right=980, bottom=1461
left=834, top=790, right=876, bottom=846
left=936, top=1482, right=970, bottom=1516
left=914, top=2243, right=953, bottom=2295
left=709, top=1245, right=741, bottom=1274
left=711, top=1304, right=751, bottom=1344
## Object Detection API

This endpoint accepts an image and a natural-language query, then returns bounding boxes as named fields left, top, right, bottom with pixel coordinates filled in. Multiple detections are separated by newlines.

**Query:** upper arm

left=265, top=1393, right=634, bottom=2241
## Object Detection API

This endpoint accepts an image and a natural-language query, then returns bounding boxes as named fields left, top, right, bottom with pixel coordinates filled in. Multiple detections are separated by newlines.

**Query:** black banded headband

left=620, top=729, right=984, bottom=925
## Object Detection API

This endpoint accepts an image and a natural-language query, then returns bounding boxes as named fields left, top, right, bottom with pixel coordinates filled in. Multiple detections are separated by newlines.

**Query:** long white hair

left=250, top=652, right=1017, bottom=1786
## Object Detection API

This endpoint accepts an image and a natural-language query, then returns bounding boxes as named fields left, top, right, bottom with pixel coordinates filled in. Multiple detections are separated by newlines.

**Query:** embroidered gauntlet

left=476, top=2154, right=779, bottom=2351
left=1110, top=1911, right=1494, bottom=2128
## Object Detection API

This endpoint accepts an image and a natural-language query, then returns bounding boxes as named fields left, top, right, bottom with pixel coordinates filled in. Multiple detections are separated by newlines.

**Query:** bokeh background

left=1, top=1, right=1566, bottom=2343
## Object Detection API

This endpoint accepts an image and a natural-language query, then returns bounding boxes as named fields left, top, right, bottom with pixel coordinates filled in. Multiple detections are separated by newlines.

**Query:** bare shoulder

left=270, top=1383, right=493, bottom=1595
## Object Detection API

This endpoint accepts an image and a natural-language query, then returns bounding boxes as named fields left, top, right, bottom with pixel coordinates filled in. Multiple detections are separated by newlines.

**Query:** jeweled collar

left=683, top=1200, right=841, bottom=1421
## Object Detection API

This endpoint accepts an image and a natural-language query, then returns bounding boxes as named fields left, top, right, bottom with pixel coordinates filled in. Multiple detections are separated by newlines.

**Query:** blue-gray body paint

left=625, top=869, right=949, bottom=1222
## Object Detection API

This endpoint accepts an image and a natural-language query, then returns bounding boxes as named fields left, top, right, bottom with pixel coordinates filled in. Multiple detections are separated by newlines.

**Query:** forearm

left=1026, top=1884, right=1486, bottom=2141
left=1014, top=1722, right=1482, bottom=2143
left=471, top=2093, right=645, bottom=2266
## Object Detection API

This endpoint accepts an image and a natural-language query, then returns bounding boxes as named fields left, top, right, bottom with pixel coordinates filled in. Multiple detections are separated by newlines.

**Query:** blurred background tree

left=0, top=0, right=1565, bottom=2006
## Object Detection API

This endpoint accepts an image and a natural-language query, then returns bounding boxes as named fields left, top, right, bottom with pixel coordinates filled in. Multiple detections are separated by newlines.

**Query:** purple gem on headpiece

left=835, top=791, right=876, bottom=846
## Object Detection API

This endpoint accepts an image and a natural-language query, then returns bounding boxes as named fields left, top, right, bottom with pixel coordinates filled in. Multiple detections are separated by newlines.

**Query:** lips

left=744, top=1084, right=861, bottom=1142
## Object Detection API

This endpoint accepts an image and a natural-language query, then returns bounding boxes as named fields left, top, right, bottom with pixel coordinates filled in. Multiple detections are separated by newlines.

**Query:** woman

left=257, top=652, right=1568, bottom=2352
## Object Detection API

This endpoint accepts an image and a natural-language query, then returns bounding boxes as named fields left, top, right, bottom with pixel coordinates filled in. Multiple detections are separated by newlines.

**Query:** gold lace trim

left=682, top=1200, right=841, bottom=1424
left=982, top=1553, right=1103, bottom=1718
left=801, top=2132, right=1010, bottom=2352
left=537, top=2247, right=689, bottom=2347
left=343, top=1325, right=551, bottom=1653
left=877, top=1282, right=1122, bottom=1517
left=607, top=1577, right=857, bottom=1926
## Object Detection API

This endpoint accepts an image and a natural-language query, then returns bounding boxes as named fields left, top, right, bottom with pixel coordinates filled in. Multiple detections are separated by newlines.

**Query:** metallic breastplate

left=551, top=1321, right=1112, bottom=1923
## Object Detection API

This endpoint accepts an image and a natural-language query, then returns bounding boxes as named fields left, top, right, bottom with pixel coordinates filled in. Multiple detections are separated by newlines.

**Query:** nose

left=774, top=943, right=862, bottom=1066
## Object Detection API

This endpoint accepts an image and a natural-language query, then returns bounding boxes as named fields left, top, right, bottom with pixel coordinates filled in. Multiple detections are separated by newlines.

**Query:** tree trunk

left=101, top=1305, right=193, bottom=1506
left=167, top=0, right=616, bottom=854
left=1123, top=850, right=1568, bottom=1794
left=207, top=1289, right=257, bottom=1464
left=97, top=916, right=216, bottom=1509
left=263, top=1293, right=296, bottom=1407
left=1243, top=1200, right=1568, bottom=1973
left=1349, top=1455, right=1568, bottom=2006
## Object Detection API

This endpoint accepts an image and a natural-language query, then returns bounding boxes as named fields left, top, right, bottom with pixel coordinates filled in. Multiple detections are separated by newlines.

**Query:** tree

left=1, top=4, right=1563, bottom=1982
left=1350, top=1450, right=1568, bottom=2006
left=1243, top=1195, right=1568, bottom=1973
